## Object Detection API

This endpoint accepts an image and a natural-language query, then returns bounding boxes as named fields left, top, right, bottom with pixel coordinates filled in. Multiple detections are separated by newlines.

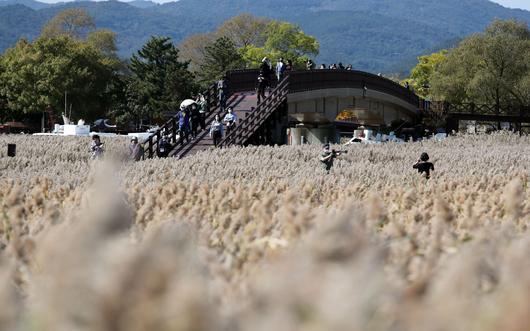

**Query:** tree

left=179, top=14, right=319, bottom=71
left=0, top=36, right=120, bottom=124
left=405, top=50, right=447, bottom=99
left=177, top=33, right=215, bottom=72
left=241, top=21, right=319, bottom=68
left=86, top=29, right=118, bottom=57
left=197, top=37, right=244, bottom=85
left=431, top=20, right=530, bottom=108
left=41, top=8, right=96, bottom=39
left=128, top=36, right=196, bottom=126
left=216, top=13, right=269, bottom=48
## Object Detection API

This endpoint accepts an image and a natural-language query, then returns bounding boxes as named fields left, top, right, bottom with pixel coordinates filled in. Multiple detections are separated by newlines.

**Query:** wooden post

left=148, top=136, right=153, bottom=159
left=171, top=118, right=177, bottom=144
left=156, top=131, right=161, bottom=157
left=519, top=106, right=524, bottom=137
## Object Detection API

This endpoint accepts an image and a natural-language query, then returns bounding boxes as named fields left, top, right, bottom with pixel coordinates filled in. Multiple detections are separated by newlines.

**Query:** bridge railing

left=141, top=82, right=218, bottom=159
left=287, top=70, right=420, bottom=107
left=424, top=101, right=528, bottom=116
left=225, top=69, right=419, bottom=108
left=220, top=77, right=289, bottom=147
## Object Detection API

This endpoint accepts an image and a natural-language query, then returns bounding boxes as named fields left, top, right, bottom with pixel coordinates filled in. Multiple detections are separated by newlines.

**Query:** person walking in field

left=90, top=134, right=104, bottom=160
left=129, top=137, right=144, bottom=161
left=320, top=143, right=345, bottom=173
left=210, top=114, right=224, bottom=147
left=413, top=152, right=434, bottom=179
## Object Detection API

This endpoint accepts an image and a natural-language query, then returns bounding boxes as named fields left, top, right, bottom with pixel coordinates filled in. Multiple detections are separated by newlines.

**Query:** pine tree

left=128, top=36, right=196, bottom=124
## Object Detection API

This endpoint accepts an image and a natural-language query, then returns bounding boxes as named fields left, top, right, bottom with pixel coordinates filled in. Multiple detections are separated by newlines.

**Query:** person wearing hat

left=413, top=152, right=434, bottom=179
left=320, top=143, right=343, bottom=173
left=129, top=136, right=144, bottom=161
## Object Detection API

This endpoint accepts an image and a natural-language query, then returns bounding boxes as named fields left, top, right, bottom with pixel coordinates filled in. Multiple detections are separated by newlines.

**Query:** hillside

left=1, top=0, right=530, bottom=73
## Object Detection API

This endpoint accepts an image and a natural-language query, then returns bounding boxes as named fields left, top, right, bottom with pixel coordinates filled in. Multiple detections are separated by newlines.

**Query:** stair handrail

left=141, top=82, right=218, bottom=159
left=219, top=77, right=289, bottom=148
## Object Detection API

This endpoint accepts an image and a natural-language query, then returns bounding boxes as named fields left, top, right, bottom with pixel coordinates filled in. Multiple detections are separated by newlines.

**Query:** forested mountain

left=1, top=0, right=529, bottom=73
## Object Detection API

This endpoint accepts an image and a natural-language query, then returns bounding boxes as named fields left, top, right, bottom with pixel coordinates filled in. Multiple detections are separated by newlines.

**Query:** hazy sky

left=33, top=0, right=530, bottom=10
left=492, top=0, right=530, bottom=10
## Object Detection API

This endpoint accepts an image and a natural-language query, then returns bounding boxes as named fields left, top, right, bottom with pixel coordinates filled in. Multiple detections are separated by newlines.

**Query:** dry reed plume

left=0, top=133, right=528, bottom=330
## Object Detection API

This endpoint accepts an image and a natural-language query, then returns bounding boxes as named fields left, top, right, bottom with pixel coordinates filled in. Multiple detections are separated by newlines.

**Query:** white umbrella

left=180, top=99, right=196, bottom=110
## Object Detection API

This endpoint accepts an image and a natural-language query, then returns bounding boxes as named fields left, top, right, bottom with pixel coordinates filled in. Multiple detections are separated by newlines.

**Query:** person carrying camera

left=413, top=152, right=434, bottom=179
left=320, top=143, right=345, bottom=173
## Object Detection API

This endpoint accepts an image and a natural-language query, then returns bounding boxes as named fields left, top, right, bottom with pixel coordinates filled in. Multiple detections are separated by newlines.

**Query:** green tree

left=239, top=21, right=319, bottom=68
left=264, top=21, right=319, bottom=62
left=86, top=29, right=118, bottom=57
left=179, top=14, right=319, bottom=71
left=0, top=36, right=118, bottom=123
left=431, top=20, right=530, bottom=107
left=41, top=8, right=96, bottom=39
left=128, top=36, right=196, bottom=126
left=405, top=50, right=447, bottom=99
left=197, top=36, right=244, bottom=85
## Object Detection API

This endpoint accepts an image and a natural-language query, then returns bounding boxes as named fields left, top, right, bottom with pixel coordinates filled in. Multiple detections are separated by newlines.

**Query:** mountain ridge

left=1, top=0, right=529, bottom=73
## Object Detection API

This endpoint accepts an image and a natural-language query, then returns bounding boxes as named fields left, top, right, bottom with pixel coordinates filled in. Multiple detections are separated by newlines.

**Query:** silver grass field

left=0, top=133, right=529, bottom=331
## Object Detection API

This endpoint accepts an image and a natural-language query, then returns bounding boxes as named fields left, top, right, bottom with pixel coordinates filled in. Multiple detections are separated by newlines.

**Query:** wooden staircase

left=220, top=77, right=289, bottom=147
left=141, top=83, right=219, bottom=159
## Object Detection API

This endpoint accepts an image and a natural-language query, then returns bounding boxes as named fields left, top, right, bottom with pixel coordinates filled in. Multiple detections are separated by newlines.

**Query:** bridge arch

left=227, top=69, right=420, bottom=144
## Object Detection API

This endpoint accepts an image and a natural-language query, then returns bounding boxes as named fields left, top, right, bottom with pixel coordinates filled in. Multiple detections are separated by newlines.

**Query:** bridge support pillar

left=288, top=125, right=336, bottom=145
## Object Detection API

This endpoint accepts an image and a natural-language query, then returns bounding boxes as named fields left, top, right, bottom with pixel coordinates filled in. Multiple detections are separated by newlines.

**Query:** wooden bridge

left=142, top=69, right=530, bottom=159
left=422, top=102, right=530, bottom=132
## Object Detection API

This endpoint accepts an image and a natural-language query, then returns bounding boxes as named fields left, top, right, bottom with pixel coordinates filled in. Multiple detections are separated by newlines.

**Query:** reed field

left=0, top=133, right=529, bottom=331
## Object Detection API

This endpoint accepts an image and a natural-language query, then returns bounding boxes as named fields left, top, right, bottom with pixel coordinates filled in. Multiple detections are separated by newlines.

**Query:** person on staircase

left=210, top=114, right=224, bottom=147
left=259, top=57, right=272, bottom=87
left=217, top=76, right=228, bottom=112
left=257, top=73, right=267, bottom=104
left=285, top=59, right=294, bottom=72
left=306, top=59, right=315, bottom=70
left=196, top=93, right=207, bottom=130
left=276, top=58, right=286, bottom=82
left=178, top=107, right=190, bottom=145
left=189, top=103, right=200, bottom=139
left=223, top=107, right=238, bottom=135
